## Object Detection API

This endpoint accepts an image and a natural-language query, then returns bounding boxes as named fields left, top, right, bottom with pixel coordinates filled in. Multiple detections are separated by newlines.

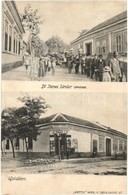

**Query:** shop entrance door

left=86, top=43, right=92, bottom=56
left=106, top=138, right=111, bottom=156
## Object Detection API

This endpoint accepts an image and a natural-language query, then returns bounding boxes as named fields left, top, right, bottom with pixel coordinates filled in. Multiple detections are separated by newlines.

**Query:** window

left=28, top=137, right=33, bottom=150
left=96, top=40, right=100, bottom=54
left=113, top=139, right=118, bottom=151
left=16, top=36, right=18, bottom=54
left=119, top=140, right=123, bottom=151
left=71, top=139, right=78, bottom=151
left=115, top=34, right=122, bottom=53
left=124, top=141, right=127, bottom=151
left=9, top=26, right=12, bottom=52
left=5, top=20, right=8, bottom=51
left=13, top=32, right=16, bottom=53
left=50, top=138, right=55, bottom=152
left=6, top=139, right=10, bottom=150
left=123, top=31, right=127, bottom=53
left=101, top=39, right=106, bottom=54
left=15, top=138, right=20, bottom=150
left=18, top=40, right=21, bottom=54
left=99, top=135, right=104, bottom=151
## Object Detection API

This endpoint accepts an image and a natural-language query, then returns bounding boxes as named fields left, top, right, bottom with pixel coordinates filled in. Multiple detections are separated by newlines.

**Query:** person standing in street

left=97, top=54, right=106, bottom=81
left=110, top=51, right=122, bottom=82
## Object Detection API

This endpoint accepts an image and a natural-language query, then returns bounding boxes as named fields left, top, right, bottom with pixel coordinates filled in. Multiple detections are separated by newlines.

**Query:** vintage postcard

left=1, top=0, right=127, bottom=195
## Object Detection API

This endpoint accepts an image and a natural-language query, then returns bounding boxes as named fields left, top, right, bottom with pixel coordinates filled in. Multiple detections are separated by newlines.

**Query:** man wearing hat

left=97, top=54, right=106, bottom=81
left=110, top=51, right=122, bottom=82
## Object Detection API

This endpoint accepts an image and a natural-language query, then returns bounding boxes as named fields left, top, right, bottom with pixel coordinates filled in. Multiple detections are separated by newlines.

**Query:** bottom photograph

left=2, top=91, right=127, bottom=175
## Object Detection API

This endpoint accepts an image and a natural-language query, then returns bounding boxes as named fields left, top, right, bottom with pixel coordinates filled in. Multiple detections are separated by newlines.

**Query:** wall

left=33, top=130, right=50, bottom=153
left=69, top=129, right=91, bottom=152
left=71, top=20, right=127, bottom=58
left=2, top=52, right=23, bottom=65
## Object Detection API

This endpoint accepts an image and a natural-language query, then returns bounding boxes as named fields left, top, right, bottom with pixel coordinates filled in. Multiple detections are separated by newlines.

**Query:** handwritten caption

left=41, top=84, right=87, bottom=89
left=8, top=176, right=26, bottom=181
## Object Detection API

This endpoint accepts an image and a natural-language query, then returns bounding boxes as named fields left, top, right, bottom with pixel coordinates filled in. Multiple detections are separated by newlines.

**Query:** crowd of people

left=23, top=50, right=127, bottom=82
left=23, top=54, right=57, bottom=81
left=63, top=50, right=127, bottom=82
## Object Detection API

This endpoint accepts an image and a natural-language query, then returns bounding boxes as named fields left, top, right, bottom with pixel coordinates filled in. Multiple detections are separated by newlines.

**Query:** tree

left=21, top=4, right=43, bottom=56
left=1, top=108, right=18, bottom=158
left=31, top=36, right=48, bottom=57
left=15, top=95, right=50, bottom=158
left=45, top=35, right=69, bottom=56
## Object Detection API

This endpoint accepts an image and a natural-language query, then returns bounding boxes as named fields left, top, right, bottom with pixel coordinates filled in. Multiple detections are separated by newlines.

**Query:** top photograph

left=2, top=1, right=127, bottom=82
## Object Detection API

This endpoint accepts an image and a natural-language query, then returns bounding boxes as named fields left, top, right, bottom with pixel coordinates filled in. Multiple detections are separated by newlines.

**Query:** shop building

left=2, top=113, right=127, bottom=158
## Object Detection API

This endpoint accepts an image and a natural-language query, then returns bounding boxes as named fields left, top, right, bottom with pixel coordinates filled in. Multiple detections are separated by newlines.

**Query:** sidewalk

left=2, top=65, right=93, bottom=81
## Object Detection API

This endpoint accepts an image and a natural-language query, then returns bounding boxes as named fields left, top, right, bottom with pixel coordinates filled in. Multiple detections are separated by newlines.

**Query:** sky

left=2, top=91, right=127, bottom=134
left=16, top=0, right=127, bottom=44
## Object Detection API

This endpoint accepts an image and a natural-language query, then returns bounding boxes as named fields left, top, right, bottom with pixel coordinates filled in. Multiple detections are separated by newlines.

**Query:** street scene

left=2, top=1, right=127, bottom=82
left=2, top=92, right=127, bottom=175
left=2, top=157, right=127, bottom=175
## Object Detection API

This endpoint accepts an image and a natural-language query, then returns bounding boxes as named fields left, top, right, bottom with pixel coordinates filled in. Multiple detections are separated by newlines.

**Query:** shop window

left=115, top=34, right=122, bottom=53
left=6, top=139, right=10, bottom=150
left=50, top=138, right=55, bottom=151
left=28, top=137, right=33, bottom=150
left=9, top=26, right=12, bottom=52
left=15, top=137, right=20, bottom=150
left=5, top=20, right=8, bottom=51
left=71, top=139, right=78, bottom=151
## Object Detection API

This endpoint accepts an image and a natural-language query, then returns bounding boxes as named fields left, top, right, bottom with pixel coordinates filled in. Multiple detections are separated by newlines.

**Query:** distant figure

left=23, top=53, right=30, bottom=74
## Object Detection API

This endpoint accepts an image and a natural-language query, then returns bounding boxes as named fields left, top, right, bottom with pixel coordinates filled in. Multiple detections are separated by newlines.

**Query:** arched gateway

left=2, top=113, right=127, bottom=158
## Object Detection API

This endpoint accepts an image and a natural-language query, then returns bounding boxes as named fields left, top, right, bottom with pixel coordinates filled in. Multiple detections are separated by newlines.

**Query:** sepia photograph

left=1, top=91, right=127, bottom=175
left=1, top=0, right=127, bottom=82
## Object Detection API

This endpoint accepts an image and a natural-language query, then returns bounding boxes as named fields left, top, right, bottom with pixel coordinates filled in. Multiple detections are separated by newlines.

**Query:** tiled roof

left=72, top=11, right=127, bottom=44
left=38, top=113, right=127, bottom=138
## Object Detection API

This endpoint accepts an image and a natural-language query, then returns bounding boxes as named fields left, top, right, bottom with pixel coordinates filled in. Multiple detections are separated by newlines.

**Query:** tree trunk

left=25, top=138, right=29, bottom=159
left=10, top=139, right=15, bottom=158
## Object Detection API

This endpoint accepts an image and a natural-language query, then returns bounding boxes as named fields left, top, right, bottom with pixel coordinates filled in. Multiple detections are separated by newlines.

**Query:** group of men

left=64, top=51, right=126, bottom=82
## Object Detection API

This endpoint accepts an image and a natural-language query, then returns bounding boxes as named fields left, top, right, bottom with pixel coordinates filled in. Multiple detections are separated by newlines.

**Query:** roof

left=71, top=11, right=127, bottom=44
left=5, top=1, right=25, bottom=34
left=37, top=113, right=127, bottom=138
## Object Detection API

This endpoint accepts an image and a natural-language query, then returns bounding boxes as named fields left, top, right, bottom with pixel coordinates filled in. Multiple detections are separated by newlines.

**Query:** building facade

left=2, top=1, right=25, bottom=71
left=71, top=11, right=127, bottom=59
left=2, top=113, right=127, bottom=158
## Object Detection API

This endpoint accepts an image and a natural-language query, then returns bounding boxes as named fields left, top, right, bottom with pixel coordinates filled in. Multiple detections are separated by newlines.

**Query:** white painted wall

left=69, top=130, right=91, bottom=152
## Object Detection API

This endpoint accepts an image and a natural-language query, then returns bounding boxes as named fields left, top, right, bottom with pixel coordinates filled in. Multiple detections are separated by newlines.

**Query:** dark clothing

left=91, top=58, right=98, bottom=79
left=97, top=59, right=106, bottom=81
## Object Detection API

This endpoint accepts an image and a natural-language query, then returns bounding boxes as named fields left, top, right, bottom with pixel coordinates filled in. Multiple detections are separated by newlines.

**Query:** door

left=93, top=140, right=98, bottom=156
left=106, top=138, right=111, bottom=156
left=86, top=43, right=92, bottom=56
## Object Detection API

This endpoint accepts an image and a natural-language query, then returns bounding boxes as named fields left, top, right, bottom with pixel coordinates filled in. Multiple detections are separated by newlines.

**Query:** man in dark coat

left=97, top=54, right=106, bottom=81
